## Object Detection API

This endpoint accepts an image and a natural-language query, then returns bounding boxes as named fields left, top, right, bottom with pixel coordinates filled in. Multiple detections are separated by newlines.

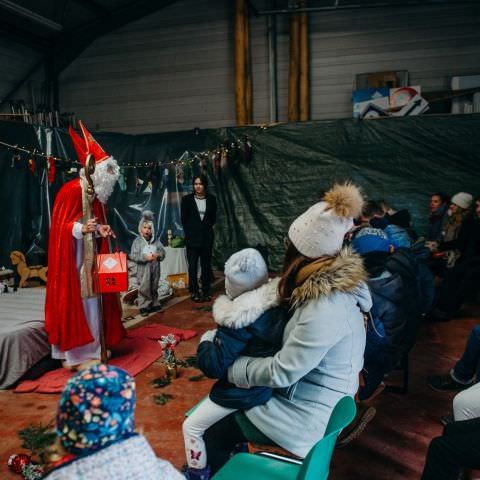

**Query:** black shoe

left=150, top=305, right=162, bottom=312
left=191, top=293, right=201, bottom=302
left=336, top=405, right=376, bottom=448
left=139, top=308, right=150, bottom=317
left=427, top=374, right=472, bottom=392
left=440, top=413, right=454, bottom=427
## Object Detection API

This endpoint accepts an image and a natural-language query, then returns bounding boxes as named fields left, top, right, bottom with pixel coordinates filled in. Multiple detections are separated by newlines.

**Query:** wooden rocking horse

left=10, top=250, right=48, bottom=288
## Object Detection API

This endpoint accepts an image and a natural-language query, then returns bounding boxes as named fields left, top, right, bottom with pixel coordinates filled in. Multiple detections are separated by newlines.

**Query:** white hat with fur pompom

left=288, top=183, right=364, bottom=258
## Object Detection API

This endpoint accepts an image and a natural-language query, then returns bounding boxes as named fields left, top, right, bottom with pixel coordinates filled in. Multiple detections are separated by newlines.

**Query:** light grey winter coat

left=228, top=248, right=372, bottom=458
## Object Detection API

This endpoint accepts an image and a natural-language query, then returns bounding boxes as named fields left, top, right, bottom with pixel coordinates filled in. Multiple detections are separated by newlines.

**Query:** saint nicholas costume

left=44, top=121, right=125, bottom=366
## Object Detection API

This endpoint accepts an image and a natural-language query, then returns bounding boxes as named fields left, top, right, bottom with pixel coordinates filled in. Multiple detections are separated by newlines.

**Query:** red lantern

left=96, top=252, right=128, bottom=293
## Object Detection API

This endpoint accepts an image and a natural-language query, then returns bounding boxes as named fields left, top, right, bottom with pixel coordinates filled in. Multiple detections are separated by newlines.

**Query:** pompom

left=142, top=210, right=154, bottom=222
left=238, top=256, right=254, bottom=273
left=323, top=183, right=363, bottom=218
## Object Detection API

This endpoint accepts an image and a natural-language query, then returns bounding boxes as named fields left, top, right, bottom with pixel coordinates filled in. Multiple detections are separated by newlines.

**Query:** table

left=161, top=247, right=188, bottom=280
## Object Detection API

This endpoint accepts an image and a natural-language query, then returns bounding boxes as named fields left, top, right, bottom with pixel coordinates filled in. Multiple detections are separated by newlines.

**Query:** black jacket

left=386, top=248, right=422, bottom=352
left=180, top=193, right=217, bottom=247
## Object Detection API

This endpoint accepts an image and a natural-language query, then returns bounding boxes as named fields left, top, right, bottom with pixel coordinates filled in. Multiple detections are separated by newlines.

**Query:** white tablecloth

left=161, top=247, right=188, bottom=279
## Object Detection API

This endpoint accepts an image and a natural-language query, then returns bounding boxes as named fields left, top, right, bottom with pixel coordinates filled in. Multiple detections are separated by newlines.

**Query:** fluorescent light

left=0, top=0, right=63, bottom=31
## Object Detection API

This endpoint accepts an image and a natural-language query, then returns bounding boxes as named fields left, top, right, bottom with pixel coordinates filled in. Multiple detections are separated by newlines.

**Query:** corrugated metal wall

left=0, top=38, right=45, bottom=114
left=299, top=3, right=480, bottom=120
left=58, top=0, right=480, bottom=134
left=60, top=0, right=239, bottom=133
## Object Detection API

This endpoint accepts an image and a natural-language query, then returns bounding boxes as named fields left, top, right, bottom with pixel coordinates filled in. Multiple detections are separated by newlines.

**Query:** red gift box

left=96, top=252, right=128, bottom=293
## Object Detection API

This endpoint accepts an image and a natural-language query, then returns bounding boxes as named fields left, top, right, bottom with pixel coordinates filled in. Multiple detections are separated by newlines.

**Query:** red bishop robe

left=45, top=178, right=126, bottom=351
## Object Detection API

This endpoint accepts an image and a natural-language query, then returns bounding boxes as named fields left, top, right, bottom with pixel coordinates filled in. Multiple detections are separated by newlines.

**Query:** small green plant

left=177, top=355, right=198, bottom=369
left=151, top=376, right=172, bottom=388
left=18, top=422, right=56, bottom=462
left=153, top=393, right=174, bottom=405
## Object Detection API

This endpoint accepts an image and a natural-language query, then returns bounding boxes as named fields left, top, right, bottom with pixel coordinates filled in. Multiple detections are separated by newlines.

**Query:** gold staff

left=84, top=153, right=108, bottom=364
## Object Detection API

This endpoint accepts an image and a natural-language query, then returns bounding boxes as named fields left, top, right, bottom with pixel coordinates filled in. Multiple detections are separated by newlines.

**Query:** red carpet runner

left=14, top=324, right=196, bottom=393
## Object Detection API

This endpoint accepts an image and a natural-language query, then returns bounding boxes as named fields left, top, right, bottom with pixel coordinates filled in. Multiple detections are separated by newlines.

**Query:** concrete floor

left=0, top=292, right=479, bottom=479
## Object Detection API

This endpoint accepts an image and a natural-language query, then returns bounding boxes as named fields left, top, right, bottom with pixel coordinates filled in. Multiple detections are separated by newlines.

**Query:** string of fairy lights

left=0, top=125, right=269, bottom=175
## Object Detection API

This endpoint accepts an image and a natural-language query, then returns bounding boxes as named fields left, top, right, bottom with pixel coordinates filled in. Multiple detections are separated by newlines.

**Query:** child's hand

left=200, top=329, right=217, bottom=343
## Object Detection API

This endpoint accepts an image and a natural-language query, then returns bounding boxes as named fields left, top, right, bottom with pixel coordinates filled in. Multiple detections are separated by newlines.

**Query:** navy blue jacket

left=360, top=251, right=412, bottom=400
left=365, top=271, right=407, bottom=373
left=197, top=279, right=289, bottom=409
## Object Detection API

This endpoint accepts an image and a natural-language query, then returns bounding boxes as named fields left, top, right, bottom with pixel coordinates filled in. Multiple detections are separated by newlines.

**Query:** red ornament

left=8, top=453, right=31, bottom=474
left=48, top=156, right=56, bottom=184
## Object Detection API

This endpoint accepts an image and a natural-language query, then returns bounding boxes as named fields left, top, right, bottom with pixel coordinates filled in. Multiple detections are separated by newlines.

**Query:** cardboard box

left=167, top=273, right=189, bottom=297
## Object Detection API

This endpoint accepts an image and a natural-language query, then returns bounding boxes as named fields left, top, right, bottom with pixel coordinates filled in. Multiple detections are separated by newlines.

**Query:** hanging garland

left=0, top=125, right=268, bottom=175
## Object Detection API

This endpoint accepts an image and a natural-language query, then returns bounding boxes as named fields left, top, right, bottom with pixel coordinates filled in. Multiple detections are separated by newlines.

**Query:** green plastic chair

left=211, top=396, right=357, bottom=480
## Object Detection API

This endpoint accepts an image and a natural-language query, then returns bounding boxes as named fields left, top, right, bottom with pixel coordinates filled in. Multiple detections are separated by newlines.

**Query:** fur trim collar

left=291, top=247, right=367, bottom=308
left=213, top=277, right=280, bottom=329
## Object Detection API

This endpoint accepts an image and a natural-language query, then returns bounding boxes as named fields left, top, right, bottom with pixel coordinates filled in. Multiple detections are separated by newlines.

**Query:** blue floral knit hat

left=57, top=363, right=136, bottom=455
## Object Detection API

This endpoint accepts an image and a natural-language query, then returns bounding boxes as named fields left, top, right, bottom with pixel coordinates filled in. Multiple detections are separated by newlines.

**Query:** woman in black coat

left=181, top=174, right=217, bottom=302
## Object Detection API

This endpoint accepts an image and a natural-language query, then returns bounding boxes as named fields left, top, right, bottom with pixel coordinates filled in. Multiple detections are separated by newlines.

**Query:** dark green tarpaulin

left=1, top=115, right=479, bottom=272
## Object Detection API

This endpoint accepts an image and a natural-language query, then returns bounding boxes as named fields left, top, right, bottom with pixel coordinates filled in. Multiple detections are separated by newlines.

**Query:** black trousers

left=437, top=258, right=480, bottom=316
left=421, top=420, right=480, bottom=480
left=204, top=413, right=248, bottom=474
left=186, top=245, right=213, bottom=296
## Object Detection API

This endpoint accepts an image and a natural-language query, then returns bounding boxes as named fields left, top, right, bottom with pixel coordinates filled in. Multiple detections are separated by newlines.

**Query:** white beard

left=81, top=157, right=120, bottom=204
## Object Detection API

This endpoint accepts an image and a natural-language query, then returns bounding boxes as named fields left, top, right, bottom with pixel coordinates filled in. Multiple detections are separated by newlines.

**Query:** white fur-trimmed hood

left=213, top=277, right=280, bottom=329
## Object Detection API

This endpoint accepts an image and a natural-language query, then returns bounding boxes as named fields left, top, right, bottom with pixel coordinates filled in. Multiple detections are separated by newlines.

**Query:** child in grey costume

left=129, top=211, right=165, bottom=316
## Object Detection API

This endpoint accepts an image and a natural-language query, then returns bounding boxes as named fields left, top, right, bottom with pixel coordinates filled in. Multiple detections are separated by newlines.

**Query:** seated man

left=421, top=416, right=480, bottom=480
left=428, top=324, right=480, bottom=393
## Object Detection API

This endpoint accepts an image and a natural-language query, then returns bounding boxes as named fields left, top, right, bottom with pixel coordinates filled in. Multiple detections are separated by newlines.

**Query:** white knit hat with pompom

left=224, top=248, right=268, bottom=299
left=288, top=183, right=364, bottom=258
